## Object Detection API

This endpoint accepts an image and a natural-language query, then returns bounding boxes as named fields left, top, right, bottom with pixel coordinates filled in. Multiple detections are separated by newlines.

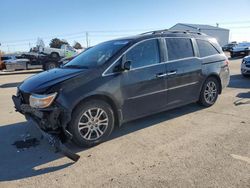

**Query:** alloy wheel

left=78, top=108, right=108, bottom=141
left=204, top=81, right=217, bottom=104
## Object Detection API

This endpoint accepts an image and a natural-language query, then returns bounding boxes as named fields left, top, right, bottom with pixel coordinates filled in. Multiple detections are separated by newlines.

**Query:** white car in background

left=38, top=44, right=79, bottom=58
left=3, top=55, right=30, bottom=71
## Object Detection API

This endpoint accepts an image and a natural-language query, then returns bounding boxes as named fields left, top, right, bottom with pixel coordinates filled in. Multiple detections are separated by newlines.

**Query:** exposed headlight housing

left=29, top=92, right=57, bottom=108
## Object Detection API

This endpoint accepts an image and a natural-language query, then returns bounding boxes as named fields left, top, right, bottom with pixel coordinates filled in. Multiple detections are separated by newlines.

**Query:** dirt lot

left=0, top=57, right=250, bottom=188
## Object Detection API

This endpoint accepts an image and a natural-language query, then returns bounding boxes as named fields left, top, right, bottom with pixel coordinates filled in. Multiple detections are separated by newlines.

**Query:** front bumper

left=12, top=95, right=80, bottom=161
left=241, top=63, right=250, bottom=75
left=231, top=50, right=249, bottom=57
left=12, top=95, right=62, bottom=132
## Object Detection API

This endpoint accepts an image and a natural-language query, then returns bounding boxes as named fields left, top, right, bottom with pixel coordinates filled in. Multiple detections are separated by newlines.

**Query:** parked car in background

left=13, top=29, right=230, bottom=152
left=39, top=44, right=79, bottom=58
left=0, top=54, right=6, bottom=70
left=222, top=42, right=237, bottom=52
left=241, top=56, right=250, bottom=77
left=3, top=55, right=30, bottom=71
left=230, top=42, right=250, bottom=58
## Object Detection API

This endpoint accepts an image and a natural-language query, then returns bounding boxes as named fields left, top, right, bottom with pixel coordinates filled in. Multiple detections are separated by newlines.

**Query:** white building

left=169, top=23, right=229, bottom=46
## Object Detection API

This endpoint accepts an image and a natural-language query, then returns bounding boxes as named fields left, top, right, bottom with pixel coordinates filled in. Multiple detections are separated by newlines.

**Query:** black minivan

left=13, top=30, right=230, bottom=148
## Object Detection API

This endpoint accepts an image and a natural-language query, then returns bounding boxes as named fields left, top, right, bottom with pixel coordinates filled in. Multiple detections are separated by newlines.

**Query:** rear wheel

left=50, top=52, right=59, bottom=58
left=45, top=62, right=57, bottom=70
left=198, top=77, right=220, bottom=107
left=69, top=100, right=115, bottom=147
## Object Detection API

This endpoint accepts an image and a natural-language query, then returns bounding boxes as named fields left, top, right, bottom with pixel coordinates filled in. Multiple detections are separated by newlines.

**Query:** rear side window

left=196, top=39, right=220, bottom=57
left=165, top=38, right=194, bottom=61
left=126, top=39, right=160, bottom=69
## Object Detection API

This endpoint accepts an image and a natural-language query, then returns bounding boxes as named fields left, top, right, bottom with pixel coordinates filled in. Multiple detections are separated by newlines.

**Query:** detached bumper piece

left=41, top=130, right=80, bottom=162
left=12, top=95, right=80, bottom=162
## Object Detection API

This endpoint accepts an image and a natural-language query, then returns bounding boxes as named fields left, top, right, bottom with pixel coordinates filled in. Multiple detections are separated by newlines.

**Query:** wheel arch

left=50, top=52, right=60, bottom=57
left=71, top=94, right=122, bottom=127
left=203, top=74, right=222, bottom=94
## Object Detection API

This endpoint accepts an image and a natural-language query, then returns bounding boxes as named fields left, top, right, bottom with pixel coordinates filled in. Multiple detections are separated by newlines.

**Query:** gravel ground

left=0, top=56, right=249, bottom=188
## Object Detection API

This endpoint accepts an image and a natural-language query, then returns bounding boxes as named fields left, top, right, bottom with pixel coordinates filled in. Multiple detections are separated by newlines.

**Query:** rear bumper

left=220, top=65, right=230, bottom=90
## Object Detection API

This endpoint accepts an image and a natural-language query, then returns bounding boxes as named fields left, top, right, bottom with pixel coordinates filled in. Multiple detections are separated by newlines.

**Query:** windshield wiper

left=63, top=65, right=89, bottom=69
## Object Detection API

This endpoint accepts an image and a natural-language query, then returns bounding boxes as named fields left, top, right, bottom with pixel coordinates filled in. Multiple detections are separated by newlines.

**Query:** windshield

left=64, top=40, right=130, bottom=68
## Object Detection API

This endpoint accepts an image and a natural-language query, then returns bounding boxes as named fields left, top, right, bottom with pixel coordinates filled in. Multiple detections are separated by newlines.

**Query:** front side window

left=196, top=39, right=220, bottom=57
left=125, top=39, right=160, bottom=69
left=165, top=38, right=194, bottom=61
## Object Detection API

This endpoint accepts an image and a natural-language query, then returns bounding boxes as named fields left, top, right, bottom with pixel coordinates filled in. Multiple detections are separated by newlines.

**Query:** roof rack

left=140, top=29, right=206, bottom=36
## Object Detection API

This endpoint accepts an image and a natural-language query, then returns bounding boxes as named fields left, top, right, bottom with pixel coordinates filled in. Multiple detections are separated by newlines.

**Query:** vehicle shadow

left=228, top=74, right=250, bottom=89
left=0, top=82, right=22, bottom=88
left=0, top=103, right=203, bottom=182
left=0, top=121, right=75, bottom=182
left=234, top=91, right=250, bottom=106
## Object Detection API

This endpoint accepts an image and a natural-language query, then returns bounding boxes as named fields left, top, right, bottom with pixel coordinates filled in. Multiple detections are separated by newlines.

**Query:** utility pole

left=86, top=32, right=89, bottom=48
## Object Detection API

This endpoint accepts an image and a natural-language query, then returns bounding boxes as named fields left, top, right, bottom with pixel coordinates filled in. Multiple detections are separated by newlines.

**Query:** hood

left=19, top=68, right=88, bottom=93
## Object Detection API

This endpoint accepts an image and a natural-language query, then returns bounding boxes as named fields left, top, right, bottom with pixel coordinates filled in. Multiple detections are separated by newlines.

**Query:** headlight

left=242, top=59, right=245, bottom=64
left=29, top=92, right=57, bottom=108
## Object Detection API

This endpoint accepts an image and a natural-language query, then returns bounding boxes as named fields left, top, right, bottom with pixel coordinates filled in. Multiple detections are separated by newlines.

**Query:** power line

left=0, top=28, right=162, bottom=44
left=218, top=20, right=250, bottom=25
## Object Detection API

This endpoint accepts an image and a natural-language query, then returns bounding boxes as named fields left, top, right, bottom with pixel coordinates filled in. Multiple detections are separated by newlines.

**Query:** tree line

left=49, top=38, right=83, bottom=49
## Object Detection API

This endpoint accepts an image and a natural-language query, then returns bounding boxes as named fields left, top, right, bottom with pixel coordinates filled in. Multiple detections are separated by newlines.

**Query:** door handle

left=156, top=73, right=167, bottom=78
left=166, top=71, right=177, bottom=76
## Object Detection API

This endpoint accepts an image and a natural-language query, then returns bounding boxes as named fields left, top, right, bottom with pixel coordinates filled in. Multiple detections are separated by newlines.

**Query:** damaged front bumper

left=12, top=95, right=80, bottom=162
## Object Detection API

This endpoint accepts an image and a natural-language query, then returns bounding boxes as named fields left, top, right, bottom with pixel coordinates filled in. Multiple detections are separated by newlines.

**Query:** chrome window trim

left=102, top=37, right=162, bottom=77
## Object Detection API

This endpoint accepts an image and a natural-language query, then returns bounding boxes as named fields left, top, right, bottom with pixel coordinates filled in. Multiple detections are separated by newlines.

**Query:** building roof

left=170, top=23, right=229, bottom=31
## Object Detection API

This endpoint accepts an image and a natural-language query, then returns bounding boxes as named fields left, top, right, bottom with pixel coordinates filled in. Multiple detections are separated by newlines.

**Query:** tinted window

left=126, top=39, right=160, bottom=69
left=165, top=38, right=194, bottom=61
left=196, top=39, right=219, bottom=57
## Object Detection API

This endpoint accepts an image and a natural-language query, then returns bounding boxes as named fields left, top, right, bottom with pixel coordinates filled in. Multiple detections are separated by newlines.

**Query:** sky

left=0, top=0, right=250, bottom=53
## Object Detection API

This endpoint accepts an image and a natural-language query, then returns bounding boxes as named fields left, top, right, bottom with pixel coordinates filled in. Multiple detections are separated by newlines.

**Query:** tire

left=45, top=62, right=57, bottom=70
left=68, top=100, right=115, bottom=147
left=50, top=52, right=59, bottom=59
left=198, top=77, right=220, bottom=107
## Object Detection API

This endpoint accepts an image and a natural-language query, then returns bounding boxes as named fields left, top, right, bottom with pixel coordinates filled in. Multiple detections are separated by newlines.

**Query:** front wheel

left=198, top=77, right=220, bottom=107
left=68, top=100, right=115, bottom=147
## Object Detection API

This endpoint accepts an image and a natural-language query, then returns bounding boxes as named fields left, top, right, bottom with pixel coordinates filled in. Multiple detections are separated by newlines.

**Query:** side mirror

left=122, top=60, right=131, bottom=71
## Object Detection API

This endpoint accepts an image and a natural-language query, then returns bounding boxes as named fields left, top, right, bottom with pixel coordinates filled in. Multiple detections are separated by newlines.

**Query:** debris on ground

left=12, top=138, right=40, bottom=150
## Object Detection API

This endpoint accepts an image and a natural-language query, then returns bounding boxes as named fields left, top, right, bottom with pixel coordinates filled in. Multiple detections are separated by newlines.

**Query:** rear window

left=196, top=39, right=220, bottom=57
left=165, top=38, right=194, bottom=61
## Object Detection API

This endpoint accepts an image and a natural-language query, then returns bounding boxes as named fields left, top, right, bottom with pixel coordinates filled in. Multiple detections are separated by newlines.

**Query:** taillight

left=224, top=59, right=229, bottom=66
